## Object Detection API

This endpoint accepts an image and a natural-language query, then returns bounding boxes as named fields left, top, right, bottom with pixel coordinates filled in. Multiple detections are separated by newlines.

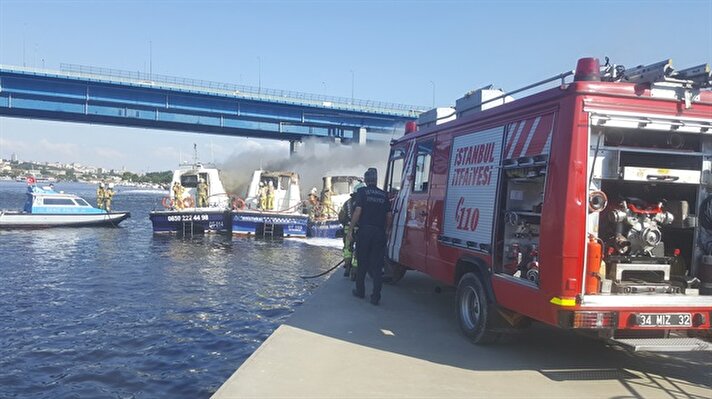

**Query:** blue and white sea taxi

left=149, top=162, right=232, bottom=234
left=0, top=184, right=130, bottom=228
left=232, top=170, right=309, bottom=238
left=307, top=175, right=362, bottom=238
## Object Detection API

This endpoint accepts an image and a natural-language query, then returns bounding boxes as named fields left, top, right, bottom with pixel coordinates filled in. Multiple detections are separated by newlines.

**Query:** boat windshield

left=75, top=198, right=91, bottom=206
left=332, top=181, right=351, bottom=195
left=181, top=174, right=199, bottom=188
left=261, top=176, right=279, bottom=189
left=43, top=198, right=76, bottom=206
left=180, top=172, right=209, bottom=188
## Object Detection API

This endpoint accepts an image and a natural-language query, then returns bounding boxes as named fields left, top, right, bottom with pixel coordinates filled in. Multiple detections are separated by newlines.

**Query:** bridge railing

left=54, top=63, right=426, bottom=117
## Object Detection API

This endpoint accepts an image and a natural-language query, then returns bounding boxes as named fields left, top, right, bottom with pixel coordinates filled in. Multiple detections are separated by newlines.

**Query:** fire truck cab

left=385, top=58, right=712, bottom=351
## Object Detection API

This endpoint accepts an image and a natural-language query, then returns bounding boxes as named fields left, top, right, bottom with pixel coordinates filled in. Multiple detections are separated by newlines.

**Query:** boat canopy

left=24, top=185, right=105, bottom=214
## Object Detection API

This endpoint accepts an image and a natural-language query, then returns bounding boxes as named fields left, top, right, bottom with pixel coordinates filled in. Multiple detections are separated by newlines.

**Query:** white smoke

left=219, top=137, right=390, bottom=197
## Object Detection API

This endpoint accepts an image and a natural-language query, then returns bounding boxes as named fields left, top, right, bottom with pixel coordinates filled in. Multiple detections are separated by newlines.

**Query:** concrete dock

left=213, top=270, right=712, bottom=399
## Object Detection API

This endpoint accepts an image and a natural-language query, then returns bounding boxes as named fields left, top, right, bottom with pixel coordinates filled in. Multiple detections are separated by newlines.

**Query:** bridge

left=0, top=64, right=426, bottom=151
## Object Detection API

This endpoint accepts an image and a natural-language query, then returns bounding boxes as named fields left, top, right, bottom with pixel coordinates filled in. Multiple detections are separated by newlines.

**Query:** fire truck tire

left=456, top=273, right=500, bottom=344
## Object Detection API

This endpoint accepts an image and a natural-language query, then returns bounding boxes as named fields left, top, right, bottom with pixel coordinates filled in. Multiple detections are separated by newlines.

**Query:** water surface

left=0, top=181, right=340, bottom=398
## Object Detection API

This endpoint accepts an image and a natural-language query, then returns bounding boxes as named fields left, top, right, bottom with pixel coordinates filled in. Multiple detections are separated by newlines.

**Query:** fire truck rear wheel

left=456, top=273, right=499, bottom=344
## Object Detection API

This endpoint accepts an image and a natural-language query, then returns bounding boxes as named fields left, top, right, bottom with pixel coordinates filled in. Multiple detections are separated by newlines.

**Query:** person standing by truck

left=339, top=182, right=364, bottom=279
left=348, top=168, right=392, bottom=305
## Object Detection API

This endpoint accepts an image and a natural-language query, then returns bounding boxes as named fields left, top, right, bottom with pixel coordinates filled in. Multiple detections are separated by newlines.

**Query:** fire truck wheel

left=456, top=273, right=499, bottom=344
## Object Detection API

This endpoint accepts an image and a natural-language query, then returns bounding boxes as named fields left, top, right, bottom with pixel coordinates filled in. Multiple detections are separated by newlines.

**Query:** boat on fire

left=0, top=184, right=130, bottom=228
left=307, top=175, right=362, bottom=238
left=149, top=161, right=232, bottom=234
left=232, top=170, right=309, bottom=237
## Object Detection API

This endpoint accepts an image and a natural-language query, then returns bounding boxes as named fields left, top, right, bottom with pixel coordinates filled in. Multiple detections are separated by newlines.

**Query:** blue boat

left=149, top=162, right=232, bottom=234
left=307, top=219, right=344, bottom=238
left=232, top=170, right=309, bottom=238
left=305, top=175, right=362, bottom=238
left=0, top=184, right=130, bottom=228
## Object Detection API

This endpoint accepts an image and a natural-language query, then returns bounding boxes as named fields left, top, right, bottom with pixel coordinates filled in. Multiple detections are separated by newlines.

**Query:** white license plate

left=636, top=313, right=692, bottom=327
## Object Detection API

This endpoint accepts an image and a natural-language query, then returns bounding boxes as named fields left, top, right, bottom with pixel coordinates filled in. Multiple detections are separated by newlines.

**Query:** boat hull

left=307, top=219, right=343, bottom=238
left=149, top=209, right=232, bottom=234
left=0, top=211, right=130, bottom=228
left=231, top=211, right=309, bottom=238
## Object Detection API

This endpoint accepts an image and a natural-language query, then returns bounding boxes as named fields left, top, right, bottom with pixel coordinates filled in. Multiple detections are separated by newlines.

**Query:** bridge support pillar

left=352, top=128, right=367, bottom=145
left=289, top=140, right=304, bottom=156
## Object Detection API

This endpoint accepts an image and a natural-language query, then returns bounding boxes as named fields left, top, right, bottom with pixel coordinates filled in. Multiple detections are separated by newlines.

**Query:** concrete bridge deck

left=212, top=269, right=712, bottom=399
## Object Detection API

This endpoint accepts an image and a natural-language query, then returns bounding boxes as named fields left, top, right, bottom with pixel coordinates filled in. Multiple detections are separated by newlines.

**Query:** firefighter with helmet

left=339, top=181, right=364, bottom=279
left=104, top=183, right=115, bottom=212
left=173, top=181, right=185, bottom=210
left=197, top=178, right=209, bottom=208
left=96, top=183, right=106, bottom=210
left=258, top=181, right=267, bottom=210
left=307, top=187, right=319, bottom=219
left=266, top=180, right=275, bottom=210
left=321, top=184, right=333, bottom=219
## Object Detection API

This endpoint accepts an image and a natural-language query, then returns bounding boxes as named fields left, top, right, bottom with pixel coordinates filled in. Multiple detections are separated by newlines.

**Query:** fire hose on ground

left=300, top=259, right=345, bottom=279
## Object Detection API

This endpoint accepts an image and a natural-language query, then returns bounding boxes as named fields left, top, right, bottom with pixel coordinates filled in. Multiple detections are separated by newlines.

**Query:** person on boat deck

left=104, top=183, right=115, bottom=212
left=339, top=181, right=364, bottom=279
left=266, top=181, right=275, bottom=210
left=258, top=182, right=267, bottom=210
left=197, top=178, right=209, bottom=208
left=96, top=183, right=106, bottom=210
left=321, top=185, right=333, bottom=219
left=173, top=182, right=185, bottom=210
left=307, top=187, right=319, bottom=219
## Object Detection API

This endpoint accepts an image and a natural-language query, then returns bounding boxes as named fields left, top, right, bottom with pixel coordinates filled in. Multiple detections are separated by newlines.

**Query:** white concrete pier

left=213, top=270, right=712, bottom=398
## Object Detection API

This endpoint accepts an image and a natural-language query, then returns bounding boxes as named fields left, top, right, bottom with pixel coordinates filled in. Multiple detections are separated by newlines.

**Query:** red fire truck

left=385, top=57, right=712, bottom=351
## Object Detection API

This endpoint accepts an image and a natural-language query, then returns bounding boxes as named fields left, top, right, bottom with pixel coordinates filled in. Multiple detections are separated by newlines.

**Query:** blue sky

left=1, top=0, right=710, bottom=172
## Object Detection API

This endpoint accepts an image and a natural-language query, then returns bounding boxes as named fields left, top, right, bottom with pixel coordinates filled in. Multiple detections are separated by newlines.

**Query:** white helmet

left=99, top=183, right=105, bottom=188
left=259, top=181, right=264, bottom=186
left=310, top=187, right=318, bottom=195
left=352, top=182, right=366, bottom=194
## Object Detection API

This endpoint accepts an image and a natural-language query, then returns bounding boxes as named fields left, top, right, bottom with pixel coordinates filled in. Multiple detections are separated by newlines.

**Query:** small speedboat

left=0, top=183, right=130, bottom=228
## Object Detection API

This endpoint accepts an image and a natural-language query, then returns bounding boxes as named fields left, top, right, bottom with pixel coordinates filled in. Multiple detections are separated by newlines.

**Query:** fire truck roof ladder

left=471, top=70, right=575, bottom=113
left=614, top=58, right=712, bottom=88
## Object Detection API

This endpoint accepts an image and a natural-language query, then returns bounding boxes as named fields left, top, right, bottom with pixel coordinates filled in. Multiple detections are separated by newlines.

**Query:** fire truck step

left=611, top=337, right=712, bottom=352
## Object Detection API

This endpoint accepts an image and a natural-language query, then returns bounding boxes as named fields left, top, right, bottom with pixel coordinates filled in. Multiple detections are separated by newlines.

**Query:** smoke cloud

left=219, top=138, right=390, bottom=197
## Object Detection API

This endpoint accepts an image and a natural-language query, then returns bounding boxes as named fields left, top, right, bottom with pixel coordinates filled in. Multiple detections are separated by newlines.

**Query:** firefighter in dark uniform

left=347, top=168, right=392, bottom=305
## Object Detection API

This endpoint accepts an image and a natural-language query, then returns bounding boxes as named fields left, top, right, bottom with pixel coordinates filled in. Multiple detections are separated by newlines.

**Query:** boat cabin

left=24, top=186, right=104, bottom=214
left=245, top=170, right=302, bottom=213
left=319, top=175, right=362, bottom=214
left=169, top=162, right=230, bottom=208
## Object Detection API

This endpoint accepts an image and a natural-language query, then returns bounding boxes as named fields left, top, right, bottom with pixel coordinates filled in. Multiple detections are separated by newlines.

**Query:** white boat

left=232, top=170, right=309, bottom=237
left=149, top=161, right=232, bottom=234
left=0, top=184, right=130, bottom=228
left=307, top=175, right=362, bottom=238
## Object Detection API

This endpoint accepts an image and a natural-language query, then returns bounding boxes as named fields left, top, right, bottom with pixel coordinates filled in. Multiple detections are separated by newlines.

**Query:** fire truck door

left=399, top=139, right=434, bottom=271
